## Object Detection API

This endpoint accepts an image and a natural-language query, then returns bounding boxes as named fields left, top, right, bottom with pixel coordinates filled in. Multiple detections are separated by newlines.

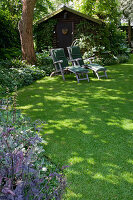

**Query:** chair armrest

left=69, top=58, right=82, bottom=65
left=54, top=60, right=63, bottom=64
left=84, top=57, right=95, bottom=64
left=53, top=60, right=63, bottom=72
left=69, top=59, right=75, bottom=62
left=69, top=58, right=82, bottom=62
left=75, top=58, right=82, bottom=61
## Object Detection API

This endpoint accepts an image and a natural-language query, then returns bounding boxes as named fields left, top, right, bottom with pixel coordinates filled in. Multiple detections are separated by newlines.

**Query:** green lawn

left=17, top=55, right=133, bottom=200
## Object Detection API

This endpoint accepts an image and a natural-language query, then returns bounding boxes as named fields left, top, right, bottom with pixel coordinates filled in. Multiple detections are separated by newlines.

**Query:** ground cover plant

left=9, top=55, right=133, bottom=199
left=0, top=52, right=54, bottom=94
left=0, top=94, right=66, bottom=199
left=0, top=59, right=45, bottom=93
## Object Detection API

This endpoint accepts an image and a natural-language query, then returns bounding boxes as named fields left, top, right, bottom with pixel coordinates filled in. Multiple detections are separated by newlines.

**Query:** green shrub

left=0, top=47, right=21, bottom=60
left=0, top=51, right=55, bottom=93
left=0, top=10, right=20, bottom=50
left=116, top=54, right=129, bottom=63
left=74, top=21, right=130, bottom=65
left=36, top=51, right=54, bottom=75
left=0, top=59, right=31, bottom=69
left=0, top=59, right=46, bottom=92
left=27, top=65, right=46, bottom=80
left=0, top=9, right=20, bottom=61
left=85, top=53, right=129, bottom=66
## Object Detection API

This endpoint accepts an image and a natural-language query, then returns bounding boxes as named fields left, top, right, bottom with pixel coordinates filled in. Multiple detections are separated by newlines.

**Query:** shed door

left=56, top=21, right=73, bottom=56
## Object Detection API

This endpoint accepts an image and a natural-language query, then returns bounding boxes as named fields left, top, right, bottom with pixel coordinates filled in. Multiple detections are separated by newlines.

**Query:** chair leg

left=93, top=71, right=96, bottom=77
left=75, top=73, right=80, bottom=83
left=95, top=71, right=100, bottom=79
left=61, top=70, right=65, bottom=81
left=105, top=71, right=108, bottom=79
left=93, top=69, right=107, bottom=80
left=86, top=74, right=89, bottom=82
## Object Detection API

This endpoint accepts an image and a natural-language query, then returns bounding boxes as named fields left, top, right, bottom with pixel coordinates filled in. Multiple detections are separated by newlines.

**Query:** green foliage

left=34, top=19, right=57, bottom=52
left=74, top=0, right=120, bottom=23
left=75, top=21, right=110, bottom=53
left=74, top=21, right=130, bottom=65
left=16, top=55, right=133, bottom=199
left=34, top=0, right=54, bottom=22
left=74, top=0, right=96, bottom=15
left=36, top=51, right=54, bottom=75
left=0, top=59, right=45, bottom=93
left=0, top=9, right=20, bottom=50
left=0, top=0, right=54, bottom=22
left=0, top=0, right=22, bottom=20
left=95, top=0, right=120, bottom=23
left=0, top=47, right=21, bottom=60
left=0, top=59, right=24, bottom=69
left=117, top=54, right=130, bottom=63
left=0, top=96, right=66, bottom=199
left=0, top=52, right=56, bottom=93
left=92, top=53, right=129, bottom=65
left=119, top=0, right=133, bottom=20
left=107, top=23, right=129, bottom=55
left=50, top=0, right=74, bottom=9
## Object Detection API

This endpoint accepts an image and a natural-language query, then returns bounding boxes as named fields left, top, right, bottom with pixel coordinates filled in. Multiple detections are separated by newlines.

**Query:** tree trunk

left=18, top=0, right=37, bottom=64
left=128, top=19, right=131, bottom=47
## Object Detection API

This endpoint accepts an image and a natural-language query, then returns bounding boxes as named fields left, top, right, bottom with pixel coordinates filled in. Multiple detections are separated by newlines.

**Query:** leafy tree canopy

left=0, top=0, right=22, bottom=20
left=118, top=0, right=133, bottom=22
left=50, top=0, right=73, bottom=10
left=0, top=9, right=20, bottom=49
left=73, top=0, right=120, bottom=23
left=0, top=0, right=54, bottom=22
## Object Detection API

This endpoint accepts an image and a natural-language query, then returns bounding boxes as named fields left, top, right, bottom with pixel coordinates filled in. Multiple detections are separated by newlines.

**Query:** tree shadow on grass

left=17, top=58, right=133, bottom=200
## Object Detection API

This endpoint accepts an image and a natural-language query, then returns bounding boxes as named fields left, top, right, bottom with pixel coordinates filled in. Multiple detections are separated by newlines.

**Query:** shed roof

left=37, top=6, right=103, bottom=25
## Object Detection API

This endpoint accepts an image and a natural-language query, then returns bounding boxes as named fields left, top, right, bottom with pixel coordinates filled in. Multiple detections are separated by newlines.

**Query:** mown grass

left=16, top=55, right=133, bottom=200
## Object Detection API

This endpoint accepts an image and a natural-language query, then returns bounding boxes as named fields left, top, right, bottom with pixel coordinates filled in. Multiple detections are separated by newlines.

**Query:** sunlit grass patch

left=16, top=55, right=133, bottom=200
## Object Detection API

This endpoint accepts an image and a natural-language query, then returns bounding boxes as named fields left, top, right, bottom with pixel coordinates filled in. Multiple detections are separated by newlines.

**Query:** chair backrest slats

left=68, top=46, right=84, bottom=66
left=51, top=48, right=68, bottom=71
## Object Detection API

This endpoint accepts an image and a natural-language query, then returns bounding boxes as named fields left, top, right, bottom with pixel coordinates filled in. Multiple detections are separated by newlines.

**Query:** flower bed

left=0, top=95, right=66, bottom=199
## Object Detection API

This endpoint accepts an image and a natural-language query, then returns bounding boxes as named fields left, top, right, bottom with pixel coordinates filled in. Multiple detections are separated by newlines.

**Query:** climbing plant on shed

left=34, top=19, right=57, bottom=52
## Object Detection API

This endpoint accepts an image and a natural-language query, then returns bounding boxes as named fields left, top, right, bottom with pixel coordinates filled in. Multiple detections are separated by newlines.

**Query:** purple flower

left=0, top=175, right=2, bottom=185
left=2, top=187, right=15, bottom=196
left=61, top=165, right=70, bottom=170
left=6, top=127, right=15, bottom=133
left=2, top=132, right=7, bottom=136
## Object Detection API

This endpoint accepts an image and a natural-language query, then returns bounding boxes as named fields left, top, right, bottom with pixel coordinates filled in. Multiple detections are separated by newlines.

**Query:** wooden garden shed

left=35, top=6, right=103, bottom=55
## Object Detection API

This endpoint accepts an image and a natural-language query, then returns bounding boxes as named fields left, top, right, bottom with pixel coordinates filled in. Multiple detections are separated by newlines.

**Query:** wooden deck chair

left=50, top=48, right=89, bottom=83
left=67, top=46, right=108, bottom=80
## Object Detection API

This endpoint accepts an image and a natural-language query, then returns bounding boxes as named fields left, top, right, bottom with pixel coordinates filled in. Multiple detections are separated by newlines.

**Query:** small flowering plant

left=0, top=95, right=66, bottom=200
